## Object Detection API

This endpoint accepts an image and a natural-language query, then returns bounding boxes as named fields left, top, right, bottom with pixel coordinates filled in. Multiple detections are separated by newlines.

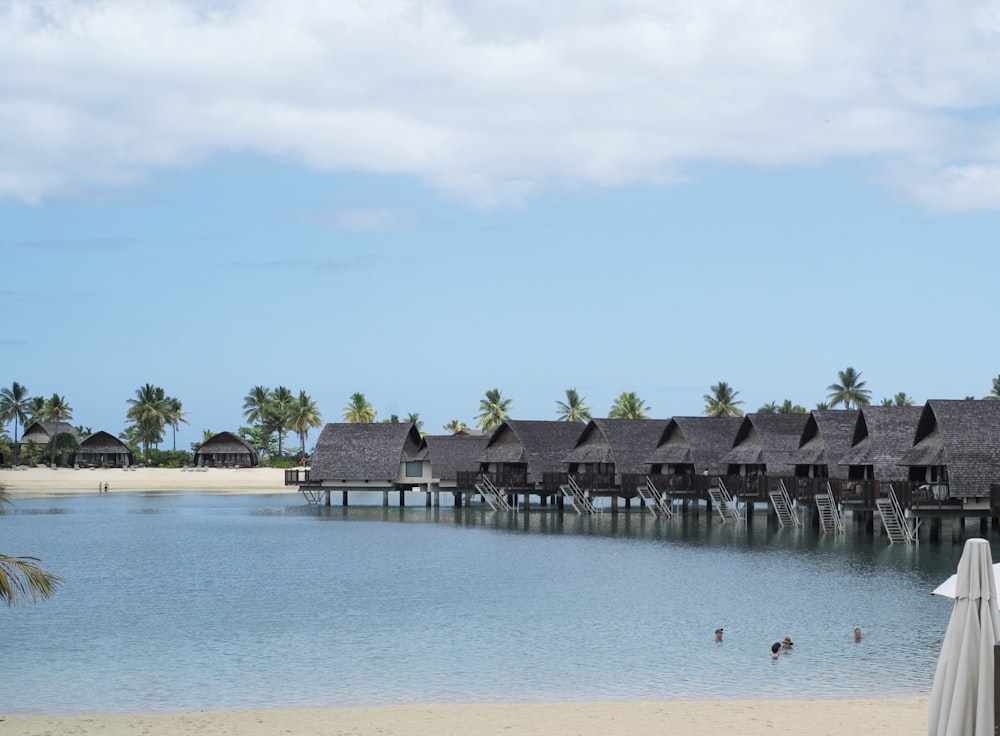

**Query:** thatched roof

left=564, top=419, right=668, bottom=475
left=897, top=400, right=1000, bottom=498
left=482, top=420, right=584, bottom=480
left=647, top=416, right=743, bottom=474
left=79, top=431, right=131, bottom=454
left=789, top=410, right=858, bottom=479
left=194, top=431, right=260, bottom=464
left=423, top=433, right=489, bottom=481
left=309, top=423, right=423, bottom=482
left=839, top=406, right=922, bottom=481
left=719, top=414, right=810, bottom=474
left=20, top=421, right=79, bottom=445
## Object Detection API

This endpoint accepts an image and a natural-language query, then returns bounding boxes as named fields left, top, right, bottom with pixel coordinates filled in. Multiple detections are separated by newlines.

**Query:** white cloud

left=3, top=0, right=1000, bottom=208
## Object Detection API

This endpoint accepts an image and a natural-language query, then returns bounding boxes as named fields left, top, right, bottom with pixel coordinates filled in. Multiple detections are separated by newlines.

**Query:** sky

left=3, top=0, right=1000, bottom=452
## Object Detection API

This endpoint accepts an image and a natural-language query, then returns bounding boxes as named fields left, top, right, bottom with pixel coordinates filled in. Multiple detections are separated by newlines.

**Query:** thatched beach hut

left=423, top=432, right=490, bottom=491
left=719, top=413, right=811, bottom=477
left=480, top=420, right=585, bottom=491
left=194, top=432, right=260, bottom=468
left=74, top=431, right=134, bottom=468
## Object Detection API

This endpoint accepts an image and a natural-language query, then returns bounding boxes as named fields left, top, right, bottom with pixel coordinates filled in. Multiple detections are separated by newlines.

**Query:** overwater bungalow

left=74, top=431, right=134, bottom=468
left=790, top=410, right=858, bottom=481
left=646, top=416, right=743, bottom=493
left=839, top=405, right=923, bottom=483
left=560, top=418, right=668, bottom=493
left=423, top=432, right=490, bottom=493
left=718, top=413, right=810, bottom=497
left=304, top=423, right=428, bottom=504
left=194, top=431, right=260, bottom=468
left=898, top=399, right=1000, bottom=508
left=458, top=420, right=584, bottom=504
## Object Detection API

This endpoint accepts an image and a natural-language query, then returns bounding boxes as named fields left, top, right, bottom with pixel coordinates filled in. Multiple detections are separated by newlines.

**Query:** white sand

left=0, top=698, right=929, bottom=735
left=0, top=466, right=295, bottom=495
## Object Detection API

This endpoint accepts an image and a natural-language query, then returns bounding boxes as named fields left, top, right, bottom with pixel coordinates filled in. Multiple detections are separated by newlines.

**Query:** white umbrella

left=933, top=562, right=1000, bottom=599
left=928, top=538, right=1000, bottom=736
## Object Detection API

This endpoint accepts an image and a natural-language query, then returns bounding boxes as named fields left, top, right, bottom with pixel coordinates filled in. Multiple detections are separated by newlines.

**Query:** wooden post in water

left=342, top=490, right=349, bottom=506
left=324, top=490, right=331, bottom=507
left=382, top=489, right=389, bottom=508
left=399, top=489, right=405, bottom=507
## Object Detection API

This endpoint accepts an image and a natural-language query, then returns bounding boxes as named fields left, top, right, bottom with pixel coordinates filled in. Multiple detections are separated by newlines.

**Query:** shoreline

left=0, top=466, right=296, bottom=496
left=0, top=698, right=930, bottom=735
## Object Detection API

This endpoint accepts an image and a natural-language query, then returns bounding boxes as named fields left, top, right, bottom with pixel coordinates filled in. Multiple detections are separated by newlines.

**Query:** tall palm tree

left=270, top=386, right=295, bottom=455
left=826, top=367, right=872, bottom=409
left=243, top=386, right=273, bottom=431
left=475, top=388, right=511, bottom=431
left=0, top=381, right=31, bottom=445
left=126, top=384, right=169, bottom=462
left=443, top=420, right=469, bottom=434
left=405, top=413, right=423, bottom=432
left=163, top=396, right=188, bottom=451
left=609, top=391, right=649, bottom=419
left=40, top=394, right=73, bottom=422
left=1, top=489, right=62, bottom=604
left=556, top=388, right=592, bottom=422
left=343, top=392, right=377, bottom=423
left=704, top=382, right=744, bottom=417
left=287, top=390, right=322, bottom=456
left=777, top=399, right=807, bottom=414
left=757, top=401, right=779, bottom=414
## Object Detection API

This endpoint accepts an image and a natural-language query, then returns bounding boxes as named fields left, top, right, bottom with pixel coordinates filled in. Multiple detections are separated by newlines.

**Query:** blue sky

left=2, top=1, right=1000, bottom=451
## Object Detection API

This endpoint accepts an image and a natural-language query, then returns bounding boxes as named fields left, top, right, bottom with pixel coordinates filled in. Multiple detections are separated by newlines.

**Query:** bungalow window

left=405, top=461, right=423, bottom=478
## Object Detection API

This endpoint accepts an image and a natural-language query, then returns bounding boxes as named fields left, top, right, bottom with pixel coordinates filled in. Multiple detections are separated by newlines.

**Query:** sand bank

left=1, top=698, right=929, bottom=736
left=0, top=466, right=295, bottom=496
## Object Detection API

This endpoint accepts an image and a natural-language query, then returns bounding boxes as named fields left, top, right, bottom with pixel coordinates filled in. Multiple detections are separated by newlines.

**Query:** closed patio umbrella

left=928, top=538, right=1000, bottom=736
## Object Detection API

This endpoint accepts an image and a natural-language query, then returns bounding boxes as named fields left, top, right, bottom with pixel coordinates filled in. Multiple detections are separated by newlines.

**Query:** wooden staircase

left=875, top=485, right=916, bottom=544
left=475, top=474, right=512, bottom=511
left=708, top=478, right=744, bottom=523
left=637, top=476, right=674, bottom=517
left=768, top=479, right=800, bottom=527
left=814, top=484, right=843, bottom=533
left=560, top=476, right=598, bottom=515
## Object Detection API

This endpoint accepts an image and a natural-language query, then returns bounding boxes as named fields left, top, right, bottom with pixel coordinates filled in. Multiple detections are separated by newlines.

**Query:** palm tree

left=880, top=392, right=915, bottom=407
left=987, top=375, right=1000, bottom=400
left=443, top=420, right=469, bottom=434
left=0, top=381, right=31, bottom=446
left=287, top=390, right=322, bottom=456
left=161, top=396, right=188, bottom=452
left=815, top=401, right=830, bottom=410
left=757, top=401, right=779, bottom=414
left=1, top=489, right=62, bottom=604
left=405, top=413, right=424, bottom=432
left=556, top=388, right=592, bottom=422
left=48, top=431, right=80, bottom=467
left=24, top=396, right=45, bottom=424
left=826, top=367, right=872, bottom=409
left=609, top=391, right=649, bottom=419
left=476, top=388, right=511, bottom=431
left=126, top=384, right=168, bottom=462
left=343, top=392, right=377, bottom=423
left=777, top=399, right=807, bottom=414
left=40, top=394, right=73, bottom=422
left=704, top=382, right=744, bottom=417
left=243, top=386, right=273, bottom=434
left=270, top=386, right=295, bottom=455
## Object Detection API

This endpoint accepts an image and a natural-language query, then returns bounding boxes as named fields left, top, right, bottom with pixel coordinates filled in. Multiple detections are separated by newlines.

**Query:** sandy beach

left=0, top=698, right=929, bottom=735
left=0, top=466, right=296, bottom=496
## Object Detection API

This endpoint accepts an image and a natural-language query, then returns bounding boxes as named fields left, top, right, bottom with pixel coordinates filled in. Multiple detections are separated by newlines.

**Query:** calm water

left=0, top=492, right=977, bottom=714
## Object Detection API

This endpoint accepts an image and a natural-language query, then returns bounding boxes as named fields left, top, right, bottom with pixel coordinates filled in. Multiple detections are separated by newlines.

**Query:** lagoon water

left=0, top=492, right=975, bottom=714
